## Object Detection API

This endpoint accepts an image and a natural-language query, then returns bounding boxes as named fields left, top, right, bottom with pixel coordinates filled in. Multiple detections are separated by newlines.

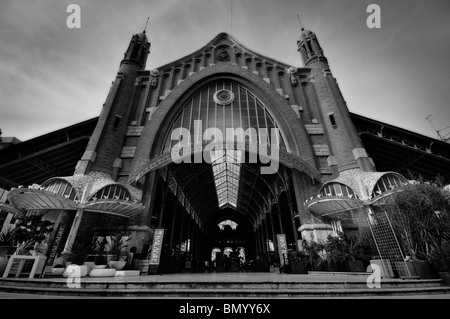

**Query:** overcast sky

left=1, top=0, right=449, bottom=142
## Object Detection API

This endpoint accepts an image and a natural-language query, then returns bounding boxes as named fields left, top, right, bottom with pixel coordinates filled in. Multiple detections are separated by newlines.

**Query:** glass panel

left=164, top=81, right=288, bottom=152
left=210, top=150, right=242, bottom=208
left=162, top=80, right=290, bottom=206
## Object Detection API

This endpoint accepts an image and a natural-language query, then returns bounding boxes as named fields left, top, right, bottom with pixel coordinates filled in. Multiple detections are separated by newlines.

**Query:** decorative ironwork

left=367, top=209, right=411, bottom=278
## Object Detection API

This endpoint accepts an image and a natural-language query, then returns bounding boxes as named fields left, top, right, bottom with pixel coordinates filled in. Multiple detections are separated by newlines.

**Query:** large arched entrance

left=134, top=77, right=320, bottom=273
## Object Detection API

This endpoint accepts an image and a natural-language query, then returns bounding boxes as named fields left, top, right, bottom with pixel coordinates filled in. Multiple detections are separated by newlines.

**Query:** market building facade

left=1, top=25, right=450, bottom=274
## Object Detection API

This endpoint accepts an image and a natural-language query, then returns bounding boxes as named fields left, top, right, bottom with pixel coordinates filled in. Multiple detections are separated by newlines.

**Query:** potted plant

left=300, top=236, right=327, bottom=272
left=88, top=238, right=107, bottom=269
left=93, top=253, right=107, bottom=269
left=429, top=239, right=450, bottom=285
left=137, top=239, right=152, bottom=275
left=344, top=235, right=371, bottom=272
left=62, top=241, right=90, bottom=278
left=386, top=178, right=450, bottom=278
left=287, top=250, right=307, bottom=274
left=13, top=215, right=54, bottom=254
left=106, top=234, right=131, bottom=270
left=8, top=215, right=54, bottom=276
left=0, top=227, right=16, bottom=276
left=323, top=233, right=347, bottom=272
left=0, top=227, right=16, bottom=256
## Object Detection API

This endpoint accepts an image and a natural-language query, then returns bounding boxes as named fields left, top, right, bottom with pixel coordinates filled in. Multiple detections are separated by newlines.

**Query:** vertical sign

left=277, top=234, right=288, bottom=266
left=46, top=224, right=66, bottom=266
left=149, top=229, right=165, bottom=265
left=40, top=223, right=66, bottom=278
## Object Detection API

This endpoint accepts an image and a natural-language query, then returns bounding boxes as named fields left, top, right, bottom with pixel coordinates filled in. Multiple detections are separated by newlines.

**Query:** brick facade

left=68, top=29, right=378, bottom=252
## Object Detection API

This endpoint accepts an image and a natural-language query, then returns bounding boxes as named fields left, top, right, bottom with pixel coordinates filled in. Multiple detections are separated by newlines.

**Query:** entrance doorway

left=141, top=146, right=313, bottom=274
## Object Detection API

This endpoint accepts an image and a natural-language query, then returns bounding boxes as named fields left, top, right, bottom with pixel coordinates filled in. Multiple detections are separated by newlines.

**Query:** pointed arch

left=129, top=64, right=319, bottom=183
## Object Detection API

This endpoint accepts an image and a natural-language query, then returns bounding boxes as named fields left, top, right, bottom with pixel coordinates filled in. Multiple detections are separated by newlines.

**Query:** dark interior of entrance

left=144, top=151, right=303, bottom=274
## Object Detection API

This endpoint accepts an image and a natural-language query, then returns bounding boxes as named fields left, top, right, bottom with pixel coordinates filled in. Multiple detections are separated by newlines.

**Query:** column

left=178, top=209, right=186, bottom=271
left=269, top=211, right=278, bottom=258
left=168, top=198, right=178, bottom=255
left=255, top=230, right=260, bottom=254
left=62, top=183, right=91, bottom=253
left=263, top=217, right=271, bottom=262
left=276, top=202, right=284, bottom=234
left=288, top=200, right=300, bottom=252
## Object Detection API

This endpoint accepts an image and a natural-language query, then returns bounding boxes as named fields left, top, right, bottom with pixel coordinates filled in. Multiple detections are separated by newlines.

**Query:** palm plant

left=0, top=227, right=16, bottom=246
left=345, top=233, right=372, bottom=262
left=13, top=215, right=54, bottom=254
left=106, top=234, right=131, bottom=261
left=65, top=241, right=91, bottom=266
left=299, top=236, right=327, bottom=271
left=324, top=233, right=347, bottom=266
left=0, top=227, right=17, bottom=257
left=429, top=238, right=450, bottom=272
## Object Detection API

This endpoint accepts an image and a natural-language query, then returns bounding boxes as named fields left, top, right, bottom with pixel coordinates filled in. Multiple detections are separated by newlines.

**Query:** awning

left=7, top=187, right=144, bottom=219
left=82, top=199, right=144, bottom=218
left=7, top=188, right=78, bottom=211
left=306, top=196, right=363, bottom=217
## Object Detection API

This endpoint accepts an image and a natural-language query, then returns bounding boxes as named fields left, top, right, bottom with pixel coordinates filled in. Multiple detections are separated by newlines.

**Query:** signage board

left=149, top=229, right=165, bottom=265
left=276, top=234, right=289, bottom=266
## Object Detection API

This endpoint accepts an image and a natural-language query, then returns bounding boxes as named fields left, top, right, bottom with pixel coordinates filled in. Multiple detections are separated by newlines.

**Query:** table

left=2, top=255, right=42, bottom=279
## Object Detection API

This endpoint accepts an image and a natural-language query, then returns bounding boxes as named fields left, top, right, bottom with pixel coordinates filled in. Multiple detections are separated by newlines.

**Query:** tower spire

left=144, top=17, right=149, bottom=34
left=297, top=12, right=304, bottom=30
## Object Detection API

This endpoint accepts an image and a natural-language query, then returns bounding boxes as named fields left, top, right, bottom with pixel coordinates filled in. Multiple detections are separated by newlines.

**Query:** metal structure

left=367, top=210, right=411, bottom=278
left=2, top=112, right=449, bottom=192
left=0, top=118, right=97, bottom=189
left=352, top=113, right=450, bottom=183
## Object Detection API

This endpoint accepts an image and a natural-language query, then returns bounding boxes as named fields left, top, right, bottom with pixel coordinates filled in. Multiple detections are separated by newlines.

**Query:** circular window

left=213, top=89, right=234, bottom=105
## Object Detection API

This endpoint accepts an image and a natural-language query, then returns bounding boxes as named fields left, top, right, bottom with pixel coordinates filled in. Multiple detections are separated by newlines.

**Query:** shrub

left=387, top=178, right=450, bottom=271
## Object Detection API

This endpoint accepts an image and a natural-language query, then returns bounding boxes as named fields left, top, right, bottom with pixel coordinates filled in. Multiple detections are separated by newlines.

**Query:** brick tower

left=75, top=30, right=150, bottom=178
left=297, top=27, right=374, bottom=175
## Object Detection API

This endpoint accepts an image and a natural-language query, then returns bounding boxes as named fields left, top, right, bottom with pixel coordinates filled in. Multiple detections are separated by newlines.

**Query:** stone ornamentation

left=290, top=75, right=298, bottom=86
left=150, top=69, right=160, bottom=88
left=217, top=49, right=230, bottom=62
left=287, top=66, right=298, bottom=86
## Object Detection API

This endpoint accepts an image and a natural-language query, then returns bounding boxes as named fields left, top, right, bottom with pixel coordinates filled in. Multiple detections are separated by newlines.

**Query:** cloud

left=0, top=0, right=449, bottom=141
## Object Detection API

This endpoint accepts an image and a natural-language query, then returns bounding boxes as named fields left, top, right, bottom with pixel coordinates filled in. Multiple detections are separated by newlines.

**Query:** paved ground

left=0, top=291, right=449, bottom=299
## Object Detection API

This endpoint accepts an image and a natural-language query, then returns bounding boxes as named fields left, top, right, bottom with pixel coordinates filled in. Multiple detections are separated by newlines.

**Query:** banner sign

left=149, top=229, right=165, bottom=265
left=276, top=234, right=289, bottom=266
left=46, top=224, right=66, bottom=266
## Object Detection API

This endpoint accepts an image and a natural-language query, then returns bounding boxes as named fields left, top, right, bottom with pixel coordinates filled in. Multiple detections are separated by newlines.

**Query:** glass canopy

left=210, top=150, right=242, bottom=208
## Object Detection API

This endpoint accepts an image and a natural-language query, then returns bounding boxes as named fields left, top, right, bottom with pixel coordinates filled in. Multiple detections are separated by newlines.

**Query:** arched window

left=320, top=183, right=356, bottom=198
left=42, top=178, right=78, bottom=201
left=89, top=184, right=132, bottom=201
left=162, top=81, right=287, bottom=153
left=372, top=173, right=407, bottom=197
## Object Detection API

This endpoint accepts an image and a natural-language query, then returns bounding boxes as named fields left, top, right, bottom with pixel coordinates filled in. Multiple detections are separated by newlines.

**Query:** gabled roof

left=154, top=32, right=299, bottom=73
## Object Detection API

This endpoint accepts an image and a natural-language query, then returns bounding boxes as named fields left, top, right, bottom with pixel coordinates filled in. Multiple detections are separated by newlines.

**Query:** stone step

left=0, top=277, right=446, bottom=293
left=0, top=284, right=449, bottom=298
left=1, top=271, right=448, bottom=298
left=308, top=271, right=373, bottom=276
left=308, top=271, right=421, bottom=280
left=0, top=277, right=444, bottom=290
